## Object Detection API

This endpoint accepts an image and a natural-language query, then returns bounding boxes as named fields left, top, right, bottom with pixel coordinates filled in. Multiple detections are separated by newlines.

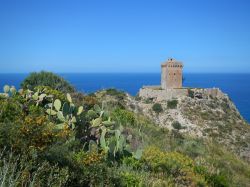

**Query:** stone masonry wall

left=139, top=86, right=225, bottom=101
left=139, top=86, right=187, bottom=101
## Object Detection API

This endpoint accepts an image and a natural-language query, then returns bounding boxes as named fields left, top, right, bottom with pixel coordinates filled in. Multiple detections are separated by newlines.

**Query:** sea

left=0, top=73, right=249, bottom=123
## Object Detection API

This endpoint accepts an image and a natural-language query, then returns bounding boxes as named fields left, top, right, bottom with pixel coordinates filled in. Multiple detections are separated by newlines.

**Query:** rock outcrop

left=128, top=88, right=250, bottom=162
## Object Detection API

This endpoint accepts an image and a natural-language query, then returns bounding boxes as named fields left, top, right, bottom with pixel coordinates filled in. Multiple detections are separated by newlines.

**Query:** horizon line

left=0, top=72, right=250, bottom=74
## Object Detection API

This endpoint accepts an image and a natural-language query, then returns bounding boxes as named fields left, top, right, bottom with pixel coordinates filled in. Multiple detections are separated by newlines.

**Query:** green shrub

left=194, top=165, right=229, bottom=187
left=188, top=89, right=194, bottom=98
left=167, top=100, right=178, bottom=109
left=0, top=116, right=67, bottom=152
left=21, top=71, right=75, bottom=93
left=105, top=88, right=126, bottom=100
left=144, top=98, right=153, bottom=104
left=141, top=146, right=207, bottom=186
left=112, top=108, right=136, bottom=126
left=0, top=99, right=23, bottom=123
left=152, top=103, right=163, bottom=114
left=142, top=147, right=193, bottom=173
left=172, top=121, right=182, bottom=130
left=120, top=172, right=141, bottom=186
left=70, top=150, right=120, bottom=186
left=206, top=173, right=229, bottom=187
left=122, top=157, right=142, bottom=170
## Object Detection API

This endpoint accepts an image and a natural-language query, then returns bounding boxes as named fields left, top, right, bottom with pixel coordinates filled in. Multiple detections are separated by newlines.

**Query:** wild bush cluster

left=21, top=71, right=75, bottom=93
left=0, top=72, right=249, bottom=186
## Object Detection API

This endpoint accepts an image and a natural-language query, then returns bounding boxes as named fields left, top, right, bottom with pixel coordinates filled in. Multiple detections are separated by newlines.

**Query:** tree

left=21, top=71, right=75, bottom=93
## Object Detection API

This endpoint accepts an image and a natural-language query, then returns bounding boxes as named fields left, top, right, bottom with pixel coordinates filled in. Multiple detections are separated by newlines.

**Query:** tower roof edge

left=161, top=58, right=183, bottom=67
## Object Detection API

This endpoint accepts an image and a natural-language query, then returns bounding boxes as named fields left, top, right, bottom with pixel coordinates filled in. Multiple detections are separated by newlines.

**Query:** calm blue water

left=0, top=73, right=249, bottom=123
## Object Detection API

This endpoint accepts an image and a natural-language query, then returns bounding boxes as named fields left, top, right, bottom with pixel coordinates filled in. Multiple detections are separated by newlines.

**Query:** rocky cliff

left=125, top=88, right=250, bottom=162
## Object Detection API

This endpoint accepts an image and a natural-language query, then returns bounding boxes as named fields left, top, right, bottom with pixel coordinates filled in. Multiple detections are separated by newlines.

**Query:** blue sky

left=0, top=0, right=250, bottom=73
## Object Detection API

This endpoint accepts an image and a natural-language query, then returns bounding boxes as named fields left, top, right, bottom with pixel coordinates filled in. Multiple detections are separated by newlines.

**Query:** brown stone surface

left=161, top=58, right=183, bottom=89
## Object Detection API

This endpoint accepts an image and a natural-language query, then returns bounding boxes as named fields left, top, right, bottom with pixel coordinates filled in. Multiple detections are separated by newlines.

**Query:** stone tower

left=161, top=58, right=183, bottom=89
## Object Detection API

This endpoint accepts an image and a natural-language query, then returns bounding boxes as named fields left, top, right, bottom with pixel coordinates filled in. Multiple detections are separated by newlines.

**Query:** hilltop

left=95, top=88, right=250, bottom=185
left=96, top=88, right=250, bottom=161
left=137, top=88, right=250, bottom=161
left=0, top=72, right=250, bottom=186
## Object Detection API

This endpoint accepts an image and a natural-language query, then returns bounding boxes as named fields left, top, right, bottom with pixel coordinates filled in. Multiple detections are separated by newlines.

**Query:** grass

left=0, top=149, right=69, bottom=186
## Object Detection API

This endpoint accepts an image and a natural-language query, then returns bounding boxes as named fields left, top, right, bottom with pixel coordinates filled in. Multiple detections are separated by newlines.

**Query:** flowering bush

left=142, top=146, right=206, bottom=186
left=73, top=150, right=105, bottom=166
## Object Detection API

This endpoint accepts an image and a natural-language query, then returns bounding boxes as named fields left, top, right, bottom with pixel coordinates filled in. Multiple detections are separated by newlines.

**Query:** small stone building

left=161, top=58, right=183, bottom=89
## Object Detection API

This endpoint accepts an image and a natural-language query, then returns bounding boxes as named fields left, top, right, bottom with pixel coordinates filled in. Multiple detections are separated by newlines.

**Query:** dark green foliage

left=172, top=121, right=182, bottom=130
left=167, top=99, right=178, bottom=109
left=152, top=103, right=163, bottom=113
left=112, top=108, right=136, bottom=125
left=0, top=98, right=23, bottom=122
left=144, top=98, right=153, bottom=104
left=188, top=89, right=194, bottom=98
left=21, top=71, right=75, bottom=93
left=122, top=157, right=142, bottom=170
left=194, top=166, right=229, bottom=187
left=105, top=88, right=126, bottom=100
left=206, top=173, right=229, bottom=187
left=120, top=172, right=141, bottom=186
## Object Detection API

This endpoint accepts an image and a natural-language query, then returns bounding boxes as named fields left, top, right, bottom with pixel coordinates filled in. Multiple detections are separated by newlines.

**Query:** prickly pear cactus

left=89, top=104, right=131, bottom=157
left=3, top=85, right=10, bottom=93
left=45, top=93, right=84, bottom=130
left=1, top=85, right=17, bottom=98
